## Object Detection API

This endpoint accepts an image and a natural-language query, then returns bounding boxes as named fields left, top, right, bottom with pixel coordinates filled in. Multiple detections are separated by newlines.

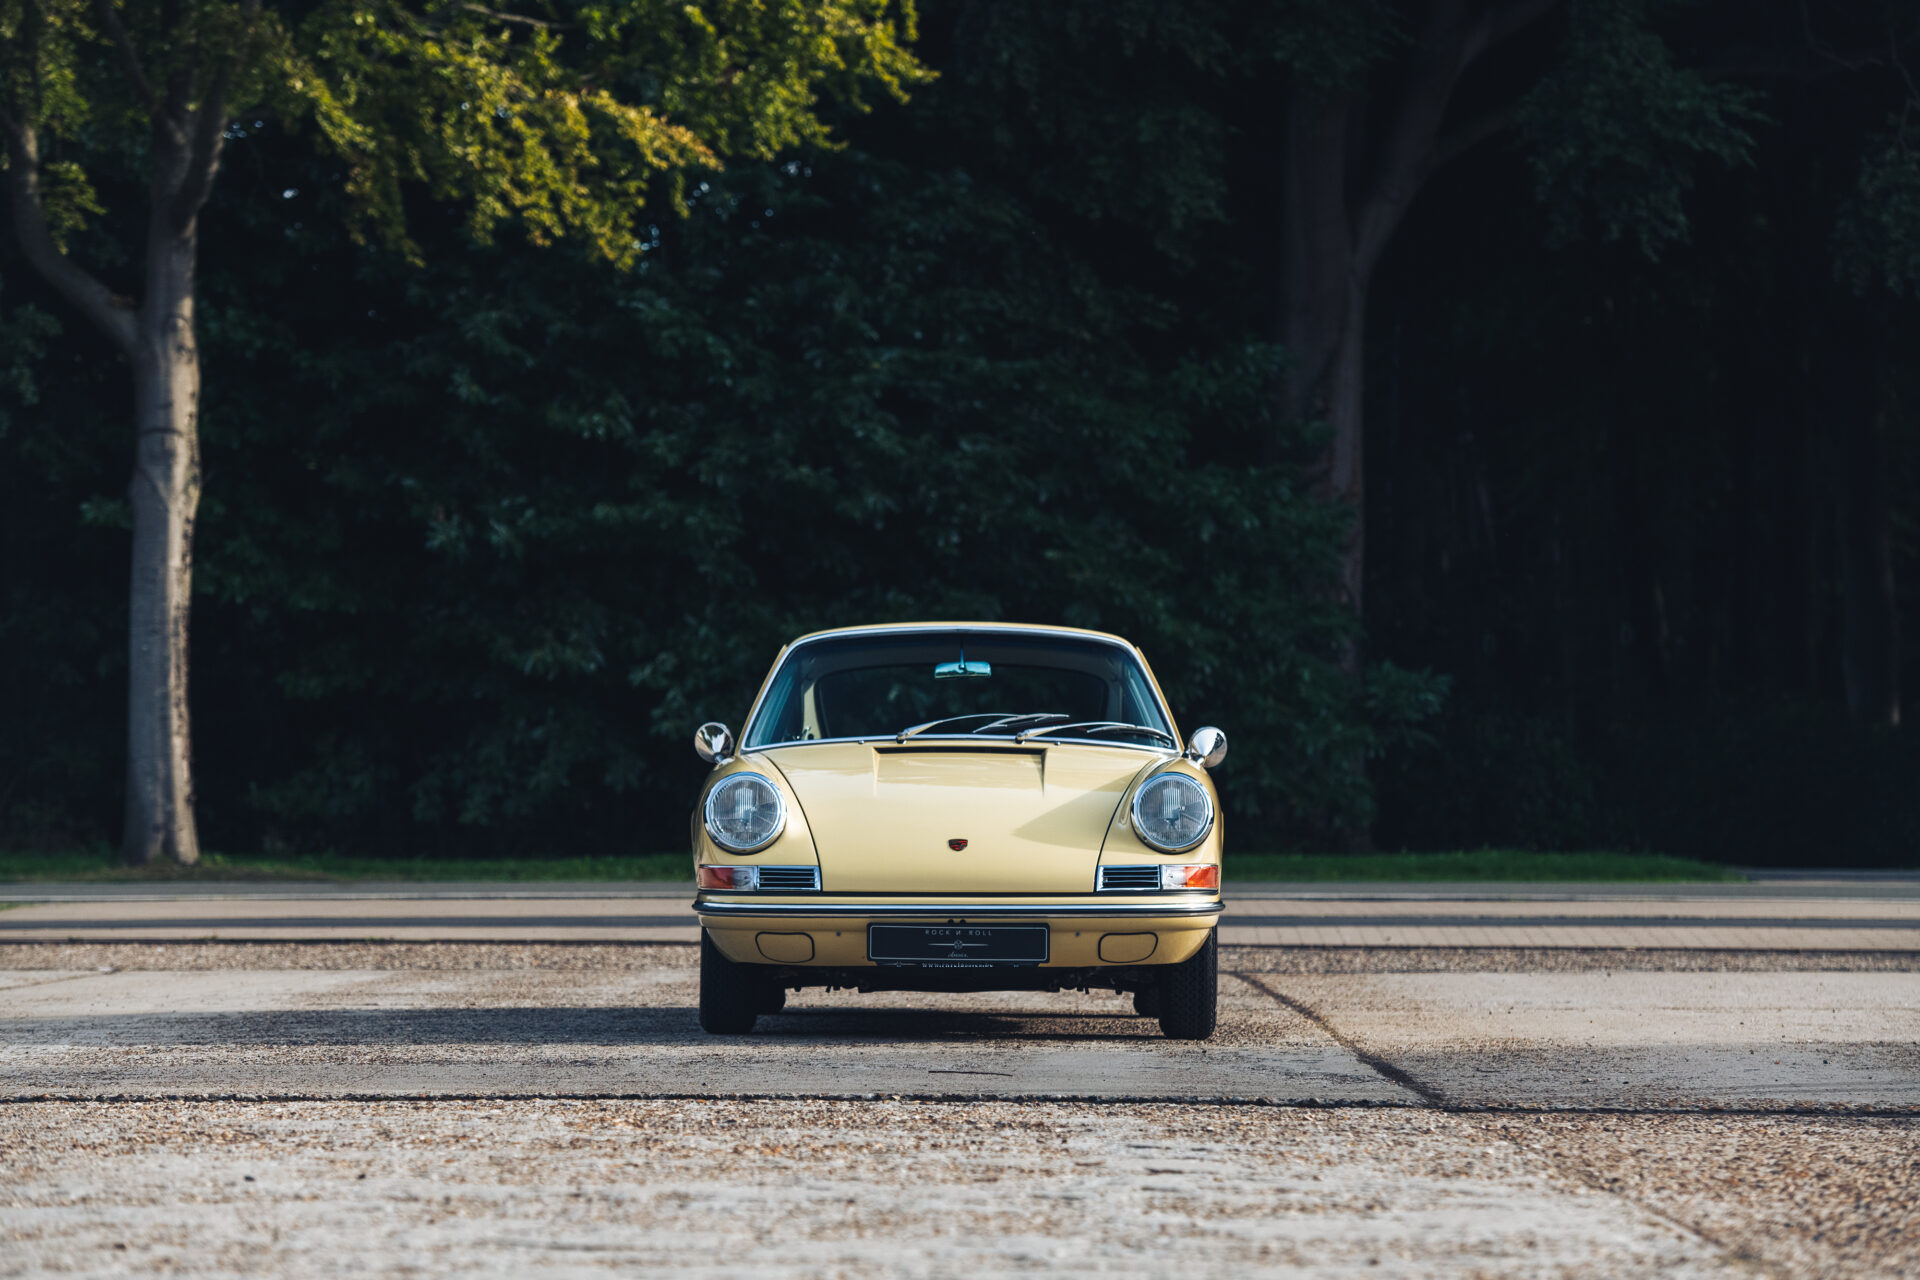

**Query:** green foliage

left=169, top=106, right=1406, bottom=849
left=283, top=0, right=931, bottom=263
left=1617, top=704, right=1920, bottom=868
left=1265, top=0, right=1403, bottom=91
left=1378, top=708, right=1619, bottom=853
left=1836, top=118, right=1920, bottom=295
left=0, top=282, right=58, bottom=436
left=1, top=0, right=929, bottom=266
left=13, top=0, right=1915, bottom=870
left=948, top=0, right=1240, bottom=252
left=1520, top=0, right=1760, bottom=256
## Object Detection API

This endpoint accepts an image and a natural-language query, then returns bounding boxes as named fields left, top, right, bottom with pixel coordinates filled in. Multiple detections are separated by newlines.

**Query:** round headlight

left=1130, top=772, right=1213, bottom=853
left=704, top=772, right=786, bottom=853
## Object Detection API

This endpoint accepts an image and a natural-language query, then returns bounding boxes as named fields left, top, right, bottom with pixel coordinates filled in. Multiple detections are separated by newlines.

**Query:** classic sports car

left=690, top=622, right=1227, bottom=1039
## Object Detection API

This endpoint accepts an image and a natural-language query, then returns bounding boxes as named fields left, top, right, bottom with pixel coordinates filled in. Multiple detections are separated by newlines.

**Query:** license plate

left=868, top=924, right=1049, bottom=965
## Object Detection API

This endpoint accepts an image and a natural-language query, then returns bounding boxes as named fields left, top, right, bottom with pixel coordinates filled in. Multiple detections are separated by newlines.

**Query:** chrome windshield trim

left=751, top=733, right=1176, bottom=755
left=693, top=900, right=1224, bottom=919
left=785, top=623, right=1143, bottom=653
left=740, top=626, right=1178, bottom=753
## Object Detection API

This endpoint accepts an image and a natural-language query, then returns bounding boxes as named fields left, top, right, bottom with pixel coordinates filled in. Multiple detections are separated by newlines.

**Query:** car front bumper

left=694, top=895, right=1222, bottom=968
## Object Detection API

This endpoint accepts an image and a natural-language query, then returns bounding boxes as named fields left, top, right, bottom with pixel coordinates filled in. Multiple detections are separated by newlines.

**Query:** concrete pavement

left=4, top=878, right=1920, bottom=948
left=1, top=947, right=1914, bottom=1108
left=2, top=937, right=1915, bottom=1277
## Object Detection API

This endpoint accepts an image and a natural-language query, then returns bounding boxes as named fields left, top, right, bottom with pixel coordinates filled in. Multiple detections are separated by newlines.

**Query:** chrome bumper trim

left=693, top=900, right=1224, bottom=920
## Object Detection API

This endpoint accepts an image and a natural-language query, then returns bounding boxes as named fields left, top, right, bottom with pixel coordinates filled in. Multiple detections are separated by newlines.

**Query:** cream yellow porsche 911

left=690, top=622, right=1227, bottom=1039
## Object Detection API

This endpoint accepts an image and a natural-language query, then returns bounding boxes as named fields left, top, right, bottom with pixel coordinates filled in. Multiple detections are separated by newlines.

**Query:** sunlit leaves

left=2, top=0, right=927, bottom=266
left=275, top=0, right=927, bottom=264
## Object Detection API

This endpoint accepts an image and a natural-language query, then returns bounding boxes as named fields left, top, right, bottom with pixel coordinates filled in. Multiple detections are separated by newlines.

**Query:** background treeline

left=2, top=0, right=1916, bottom=865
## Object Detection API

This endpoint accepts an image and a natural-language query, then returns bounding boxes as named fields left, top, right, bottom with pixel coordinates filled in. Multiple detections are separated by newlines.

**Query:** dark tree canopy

left=4, top=0, right=1920, bottom=865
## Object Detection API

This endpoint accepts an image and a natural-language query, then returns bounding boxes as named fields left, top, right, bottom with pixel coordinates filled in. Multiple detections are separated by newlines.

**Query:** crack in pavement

left=1232, top=970, right=1446, bottom=1103
left=1231, top=968, right=1803, bottom=1279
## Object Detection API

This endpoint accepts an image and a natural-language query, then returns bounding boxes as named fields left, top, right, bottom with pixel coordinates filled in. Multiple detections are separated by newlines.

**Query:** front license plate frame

left=867, top=923, right=1050, bottom=966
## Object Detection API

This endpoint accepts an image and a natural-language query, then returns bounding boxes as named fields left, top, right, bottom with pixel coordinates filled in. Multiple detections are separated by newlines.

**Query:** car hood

left=758, top=741, right=1163, bottom=893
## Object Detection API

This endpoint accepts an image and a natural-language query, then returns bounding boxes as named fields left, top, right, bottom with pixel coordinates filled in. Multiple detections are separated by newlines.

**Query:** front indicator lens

left=697, top=864, right=760, bottom=890
left=1160, top=864, right=1220, bottom=890
left=1130, top=772, right=1214, bottom=852
left=704, top=772, right=786, bottom=852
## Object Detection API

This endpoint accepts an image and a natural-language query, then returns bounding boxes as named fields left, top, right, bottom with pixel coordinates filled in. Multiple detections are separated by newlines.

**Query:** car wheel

left=752, top=982, right=788, bottom=1015
left=699, top=931, right=760, bottom=1033
left=1157, top=929, right=1217, bottom=1040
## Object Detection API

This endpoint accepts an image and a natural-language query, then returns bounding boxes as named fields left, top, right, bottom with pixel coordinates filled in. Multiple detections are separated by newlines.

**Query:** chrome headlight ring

left=1129, top=771, right=1215, bottom=854
left=703, top=772, right=788, bottom=853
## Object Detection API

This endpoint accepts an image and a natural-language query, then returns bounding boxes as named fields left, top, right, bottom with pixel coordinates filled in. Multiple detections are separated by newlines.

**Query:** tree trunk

left=1324, top=282, right=1369, bottom=622
left=123, top=235, right=203, bottom=865
left=4, top=7, right=236, bottom=865
left=1833, top=299, right=1900, bottom=728
left=1279, top=86, right=1370, bottom=627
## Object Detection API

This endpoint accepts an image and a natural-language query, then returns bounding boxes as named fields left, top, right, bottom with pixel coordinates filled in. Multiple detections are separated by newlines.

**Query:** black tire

left=752, top=982, right=788, bottom=1015
left=1132, top=986, right=1161, bottom=1018
left=699, top=931, right=759, bottom=1034
left=1157, top=929, right=1218, bottom=1040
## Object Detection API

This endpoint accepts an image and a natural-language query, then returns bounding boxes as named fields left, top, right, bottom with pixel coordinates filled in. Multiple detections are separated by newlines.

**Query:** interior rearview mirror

left=694, top=721, right=735, bottom=765
left=1185, top=725, right=1228, bottom=769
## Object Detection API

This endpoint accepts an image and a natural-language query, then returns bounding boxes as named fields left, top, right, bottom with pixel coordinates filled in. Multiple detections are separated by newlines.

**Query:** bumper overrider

left=695, top=894, right=1223, bottom=970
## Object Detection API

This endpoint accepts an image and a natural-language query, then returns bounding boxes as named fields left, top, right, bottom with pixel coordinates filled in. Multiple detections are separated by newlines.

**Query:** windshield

left=742, top=632, right=1174, bottom=749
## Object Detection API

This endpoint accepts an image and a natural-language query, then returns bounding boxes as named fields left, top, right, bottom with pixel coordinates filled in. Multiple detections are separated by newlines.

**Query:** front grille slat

left=1098, top=865, right=1162, bottom=891
left=755, top=866, right=821, bottom=892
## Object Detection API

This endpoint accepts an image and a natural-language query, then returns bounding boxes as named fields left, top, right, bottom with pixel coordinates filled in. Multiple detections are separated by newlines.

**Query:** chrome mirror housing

left=1185, top=726, right=1228, bottom=769
left=694, top=721, right=735, bottom=766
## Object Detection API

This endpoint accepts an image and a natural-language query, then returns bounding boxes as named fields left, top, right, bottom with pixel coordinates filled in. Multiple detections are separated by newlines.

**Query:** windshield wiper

left=973, top=712, right=1070, bottom=733
left=895, top=711, right=1072, bottom=744
left=895, top=712, right=1016, bottom=744
left=1014, top=721, right=1177, bottom=747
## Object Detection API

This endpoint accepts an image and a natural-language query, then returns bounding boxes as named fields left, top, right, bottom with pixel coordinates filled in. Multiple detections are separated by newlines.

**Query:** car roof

left=783, top=621, right=1142, bottom=653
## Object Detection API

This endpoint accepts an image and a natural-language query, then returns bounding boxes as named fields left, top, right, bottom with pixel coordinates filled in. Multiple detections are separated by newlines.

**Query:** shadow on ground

left=0, top=1005, right=1176, bottom=1047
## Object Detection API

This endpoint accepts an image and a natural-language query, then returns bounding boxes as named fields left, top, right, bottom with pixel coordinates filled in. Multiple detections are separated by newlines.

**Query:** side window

left=1120, top=663, right=1165, bottom=729
left=750, top=659, right=805, bottom=744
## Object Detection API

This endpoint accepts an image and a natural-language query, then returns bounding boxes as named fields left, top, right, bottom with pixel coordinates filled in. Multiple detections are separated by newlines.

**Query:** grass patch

left=1224, top=850, right=1744, bottom=882
left=0, top=848, right=691, bottom=883
left=0, top=847, right=1740, bottom=884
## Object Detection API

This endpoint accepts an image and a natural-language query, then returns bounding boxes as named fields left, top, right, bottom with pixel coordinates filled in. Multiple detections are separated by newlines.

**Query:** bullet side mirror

left=1184, top=726, right=1227, bottom=770
left=694, top=722, right=735, bottom=766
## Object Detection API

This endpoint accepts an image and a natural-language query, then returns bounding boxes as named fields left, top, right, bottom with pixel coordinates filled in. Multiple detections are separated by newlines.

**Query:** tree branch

left=0, top=118, right=139, bottom=355
left=1469, top=0, right=1559, bottom=63
left=158, top=0, right=193, bottom=130
left=90, top=0, right=160, bottom=114
left=168, top=0, right=261, bottom=229
left=1700, top=46, right=1899, bottom=82
left=458, top=4, right=576, bottom=30
left=1353, top=0, right=1560, bottom=278
left=1424, top=104, right=1518, bottom=180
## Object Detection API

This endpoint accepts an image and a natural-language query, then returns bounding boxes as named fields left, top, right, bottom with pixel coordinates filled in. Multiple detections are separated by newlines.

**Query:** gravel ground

left=4, top=943, right=1916, bottom=1277
left=10, top=1099, right=1913, bottom=1277
left=1, top=941, right=1913, bottom=974
left=1474, top=1112, right=1920, bottom=1278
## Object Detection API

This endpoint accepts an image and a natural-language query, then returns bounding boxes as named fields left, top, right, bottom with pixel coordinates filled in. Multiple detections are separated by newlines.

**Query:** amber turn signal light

left=697, top=864, right=759, bottom=890
left=1159, top=864, right=1220, bottom=890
